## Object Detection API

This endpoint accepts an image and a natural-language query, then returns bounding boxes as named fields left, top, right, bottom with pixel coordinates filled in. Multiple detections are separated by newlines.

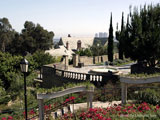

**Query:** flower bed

left=57, top=102, right=160, bottom=120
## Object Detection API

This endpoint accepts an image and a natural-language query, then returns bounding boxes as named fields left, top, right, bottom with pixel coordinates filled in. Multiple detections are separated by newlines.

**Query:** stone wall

left=79, top=56, right=94, bottom=65
left=42, top=65, right=119, bottom=88
left=74, top=54, right=118, bottom=66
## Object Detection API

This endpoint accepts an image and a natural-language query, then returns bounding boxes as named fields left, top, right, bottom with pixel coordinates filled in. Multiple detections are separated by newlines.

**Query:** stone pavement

left=70, top=101, right=121, bottom=111
left=68, top=64, right=132, bottom=75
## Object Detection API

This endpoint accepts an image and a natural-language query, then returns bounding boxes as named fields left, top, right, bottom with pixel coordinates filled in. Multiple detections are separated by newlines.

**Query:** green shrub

left=137, top=88, right=160, bottom=105
left=0, top=95, right=11, bottom=104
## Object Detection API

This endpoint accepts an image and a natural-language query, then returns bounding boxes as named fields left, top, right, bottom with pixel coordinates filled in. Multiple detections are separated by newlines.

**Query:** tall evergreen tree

left=119, top=12, right=125, bottom=60
left=108, top=13, right=114, bottom=62
left=124, top=15, right=130, bottom=58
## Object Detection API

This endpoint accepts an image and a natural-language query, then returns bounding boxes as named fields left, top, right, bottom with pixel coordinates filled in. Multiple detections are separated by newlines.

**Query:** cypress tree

left=119, top=12, right=125, bottom=60
left=108, top=13, right=114, bottom=62
left=124, top=15, right=130, bottom=58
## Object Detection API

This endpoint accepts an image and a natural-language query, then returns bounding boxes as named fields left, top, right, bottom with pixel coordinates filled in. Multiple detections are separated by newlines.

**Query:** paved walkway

left=68, top=63, right=132, bottom=75
left=71, top=101, right=121, bottom=111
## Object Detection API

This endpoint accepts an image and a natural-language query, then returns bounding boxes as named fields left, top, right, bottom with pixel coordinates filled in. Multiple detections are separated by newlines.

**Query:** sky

left=1, top=0, right=160, bottom=38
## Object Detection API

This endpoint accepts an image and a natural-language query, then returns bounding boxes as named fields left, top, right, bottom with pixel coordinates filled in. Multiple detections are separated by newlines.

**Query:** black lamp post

left=20, top=58, right=29, bottom=120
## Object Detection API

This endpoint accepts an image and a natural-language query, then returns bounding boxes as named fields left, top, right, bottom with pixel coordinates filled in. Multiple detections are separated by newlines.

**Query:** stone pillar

left=66, top=41, right=69, bottom=50
left=73, top=54, right=78, bottom=67
left=64, top=55, right=69, bottom=70
left=121, top=82, right=127, bottom=104
left=87, top=88, right=94, bottom=109
left=38, top=99, right=44, bottom=120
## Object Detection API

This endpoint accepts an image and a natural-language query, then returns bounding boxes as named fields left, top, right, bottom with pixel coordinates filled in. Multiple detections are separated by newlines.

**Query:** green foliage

left=108, top=13, right=114, bottom=62
left=137, top=88, right=160, bottom=105
left=0, top=52, right=22, bottom=90
left=0, top=17, right=14, bottom=52
left=123, top=15, right=130, bottom=58
left=0, top=19, right=54, bottom=55
left=76, top=48, right=93, bottom=56
left=0, top=52, right=39, bottom=104
left=123, top=4, right=160, bottom=67
left=37, top=82, right=94, bottom=94
left=20, top=21, right=54, bottom=54
left=118, top=12, right=125, bottom=60
left=32, top=50, right=55, bottom=69
left=76, top=42, right=108, bottom=57
left=110, top=58, right=132, bottom=66
left=124, top=72, right=160, bottom=78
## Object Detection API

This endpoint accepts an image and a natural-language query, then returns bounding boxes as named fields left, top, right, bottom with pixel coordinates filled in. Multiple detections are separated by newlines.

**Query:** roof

left=61, top=37, right=94, bottom=50
left=45, top=45, right=74, bottom=59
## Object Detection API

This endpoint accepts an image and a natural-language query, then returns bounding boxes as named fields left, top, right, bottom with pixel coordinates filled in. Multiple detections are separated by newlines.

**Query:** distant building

left=103, top=32, right=108, bottom=38
left=95, top=32, right=108, bottom=38
left=61, top=37, right=94, bottom=51
left=46, top=34, right=108, bottom=58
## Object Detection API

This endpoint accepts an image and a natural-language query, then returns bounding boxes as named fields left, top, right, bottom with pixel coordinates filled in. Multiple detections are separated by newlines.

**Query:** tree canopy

left=123, top=4, right=160, bottom=67
left=108, top=13, right=114, bottom=62
left=0, top=18, right=54, bottom=55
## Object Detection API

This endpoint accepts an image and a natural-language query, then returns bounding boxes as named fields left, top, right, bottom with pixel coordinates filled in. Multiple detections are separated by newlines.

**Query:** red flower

left=127, top=106, right=133, bottom=109
left=1, top=117, right=6, bottom=120
left=122, top=109, right=127, bottom=112
left=115, top=106, right=121, bottom=111
left=156, top=105, right=160, bottom=110
left=44, top=105, right=49, bottom=111
left=48, top=104, right=51, bottom=109
left=69, top=96, right=75, bottom=100
left=7, top=116, right=13, bottom=120
left=29, top=109, right=35, bottom=115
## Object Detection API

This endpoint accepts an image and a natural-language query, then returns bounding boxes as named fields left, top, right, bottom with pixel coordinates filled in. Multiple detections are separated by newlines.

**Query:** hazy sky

left=1, top=0, right=159, bottom=38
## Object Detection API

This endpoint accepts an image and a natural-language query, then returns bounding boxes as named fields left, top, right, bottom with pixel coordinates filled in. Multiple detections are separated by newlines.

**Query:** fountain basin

left=90, top=67, right=119, bottom=74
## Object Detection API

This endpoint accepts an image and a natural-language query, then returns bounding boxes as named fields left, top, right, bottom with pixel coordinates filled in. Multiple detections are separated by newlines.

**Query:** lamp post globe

left=20, top=58, right=29, bottom=120
left=20, top=58, right=29, bottom=73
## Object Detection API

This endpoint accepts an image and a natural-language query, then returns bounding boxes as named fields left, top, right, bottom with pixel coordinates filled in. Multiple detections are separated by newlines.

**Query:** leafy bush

left=32, top=50, right=56, bottom=69
left=137, top=88, right=160, bottom=105
left=0, top=95, right=10, bottom=104
left=107, top=58, right=132, bottom=66
left=76, top=48, right=93, bottom=56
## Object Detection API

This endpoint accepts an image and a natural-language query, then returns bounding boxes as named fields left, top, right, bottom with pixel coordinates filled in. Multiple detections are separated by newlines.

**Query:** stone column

left=73, top=54, right=78, bottom=67
left=38, top=99, right=44, bottom=120
left=64, top=55, right=69, bottom=70
left=87, top=88, right=94, bottom=109
left=121, top=82, right=127, bottom=104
